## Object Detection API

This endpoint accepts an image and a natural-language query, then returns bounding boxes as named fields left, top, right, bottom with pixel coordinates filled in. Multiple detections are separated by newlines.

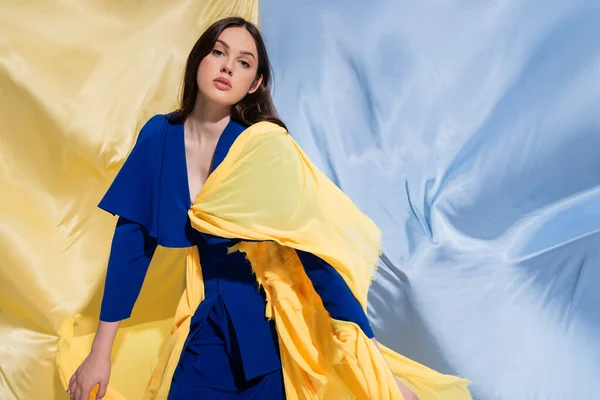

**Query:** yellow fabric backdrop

left=0, top=1, right=258, bottom=399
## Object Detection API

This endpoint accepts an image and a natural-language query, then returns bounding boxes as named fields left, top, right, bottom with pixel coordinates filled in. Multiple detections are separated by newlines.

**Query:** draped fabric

left=183, top=122, right=471, bottom=399
left=2, top=1, right=599, bottom=400
left=258, top=1, right=600, bottom=399
left=0, top=2, right=258, bottom=399
left=56, top=120, right=472, bottom=399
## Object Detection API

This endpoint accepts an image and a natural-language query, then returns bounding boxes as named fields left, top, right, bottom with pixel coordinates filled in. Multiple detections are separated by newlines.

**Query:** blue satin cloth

left=98, top=115, right=374, bottom=390
left=259, top=2, right=600, bottom=399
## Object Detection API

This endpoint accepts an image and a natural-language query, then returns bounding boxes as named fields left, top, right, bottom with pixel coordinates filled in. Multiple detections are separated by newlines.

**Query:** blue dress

left=98, top=115, right=374, bottom=398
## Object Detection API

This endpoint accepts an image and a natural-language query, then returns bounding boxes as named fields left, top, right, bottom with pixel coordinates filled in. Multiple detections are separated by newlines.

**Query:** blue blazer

left=98, top=114, right=374, bottom=380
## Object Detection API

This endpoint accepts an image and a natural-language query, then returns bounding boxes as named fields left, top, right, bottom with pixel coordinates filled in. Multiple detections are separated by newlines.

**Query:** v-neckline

left=182, top=119, right=230, bottom=208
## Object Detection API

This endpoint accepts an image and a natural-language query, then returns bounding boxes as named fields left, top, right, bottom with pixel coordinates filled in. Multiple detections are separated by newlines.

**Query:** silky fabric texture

left=56, top=120, right=472, bottom=399
left=0, top=2, right=258, bottom=400
left=186, top=122, right=472, bottom=399
left=259, top=2, right=600, bottom=400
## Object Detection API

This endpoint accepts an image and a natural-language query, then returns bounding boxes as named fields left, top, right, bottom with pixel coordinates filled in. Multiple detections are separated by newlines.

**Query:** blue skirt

left=167, top=294, right=286, bottom=399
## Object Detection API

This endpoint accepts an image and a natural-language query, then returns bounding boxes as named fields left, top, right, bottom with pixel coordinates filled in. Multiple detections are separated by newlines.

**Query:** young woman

left=65, top=17, right=470, bottom=400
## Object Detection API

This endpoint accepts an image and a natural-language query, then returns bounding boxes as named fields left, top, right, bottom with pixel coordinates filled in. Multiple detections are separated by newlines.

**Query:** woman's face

left=197, top=27, right=263, bottom=107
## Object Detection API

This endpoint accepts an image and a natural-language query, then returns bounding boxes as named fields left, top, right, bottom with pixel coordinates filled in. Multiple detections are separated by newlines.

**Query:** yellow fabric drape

left=0, top=2, right=257, bottom=400
left=58, top=120, right=471, bottom=399
left=184, top=122, right=472, bottom=399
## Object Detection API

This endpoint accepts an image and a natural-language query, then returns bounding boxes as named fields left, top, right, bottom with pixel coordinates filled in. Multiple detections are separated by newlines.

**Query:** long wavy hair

left=168, top=17, right=286, bottom=130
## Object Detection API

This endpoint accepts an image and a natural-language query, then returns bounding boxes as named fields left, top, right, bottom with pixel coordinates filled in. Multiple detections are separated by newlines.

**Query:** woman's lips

left=213, top=77, right=232, bottom=91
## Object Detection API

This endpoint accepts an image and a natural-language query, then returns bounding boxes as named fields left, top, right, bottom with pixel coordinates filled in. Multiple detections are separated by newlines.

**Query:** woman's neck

left=187, top=96, right=231, bottom=141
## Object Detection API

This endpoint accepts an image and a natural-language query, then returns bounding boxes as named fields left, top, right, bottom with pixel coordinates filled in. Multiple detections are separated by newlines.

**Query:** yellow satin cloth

left=56, top=121, right=472, bottom=399
left=0, top=2, right=257, bottom=400
left=83, top=122, right=470, bottom=399
left=2, top=1, right=471, bottom=398
left=184, top=122, right=472, bottom=400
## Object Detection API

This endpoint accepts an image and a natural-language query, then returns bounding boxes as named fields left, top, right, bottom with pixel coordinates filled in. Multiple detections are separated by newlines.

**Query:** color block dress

left=98, top=114, right=375, bottom=398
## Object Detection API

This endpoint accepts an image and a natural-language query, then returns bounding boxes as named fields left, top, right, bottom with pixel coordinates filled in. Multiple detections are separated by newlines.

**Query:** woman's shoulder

left=134, top=113, right=171, bottom=144
left=244, top=120, right=288, bottom=138
left=236, top=120, right=300, bottom=159
left=140, top=113, right=169, bottom=128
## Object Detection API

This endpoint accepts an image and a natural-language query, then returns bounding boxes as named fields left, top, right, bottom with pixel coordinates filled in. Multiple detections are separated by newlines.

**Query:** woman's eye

left=240, top=60, right=250, bottom=68
left=212, top=49, right=224, bottom=56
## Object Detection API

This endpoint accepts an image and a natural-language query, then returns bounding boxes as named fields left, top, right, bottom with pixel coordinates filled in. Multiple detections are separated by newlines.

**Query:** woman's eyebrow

left=216, top=39, right=256, bottom=60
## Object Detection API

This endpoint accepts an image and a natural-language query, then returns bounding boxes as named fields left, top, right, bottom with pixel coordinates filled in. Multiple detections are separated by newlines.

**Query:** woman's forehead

left=216, top=27, right=258, bottom=54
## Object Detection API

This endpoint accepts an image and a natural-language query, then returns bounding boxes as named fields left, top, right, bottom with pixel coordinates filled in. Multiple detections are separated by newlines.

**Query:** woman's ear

left=248, top=74, right=263, bottom=94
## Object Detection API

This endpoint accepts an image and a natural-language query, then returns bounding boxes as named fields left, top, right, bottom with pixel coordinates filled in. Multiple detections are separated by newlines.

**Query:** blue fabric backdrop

left=259, top=1, right=600, bottom=399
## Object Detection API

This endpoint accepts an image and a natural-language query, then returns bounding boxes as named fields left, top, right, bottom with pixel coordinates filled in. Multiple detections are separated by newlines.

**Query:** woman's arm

left=296, top=249, right=374, bottom=337
left=67, top=217, right=157, bottom=400
left=297, top=250, right=418, bottom=399
left=99, top=217, right=158, bottom=322
left=370, top=337, right=419, bottom=399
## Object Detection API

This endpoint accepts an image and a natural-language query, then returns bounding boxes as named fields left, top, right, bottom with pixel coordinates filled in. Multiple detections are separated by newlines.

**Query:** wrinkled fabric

left=57, top=121, right=472, bottom=399
left=186, top=122, right=471, bottom=399
left=3, top=0, right=599, bottom=399
left=259, top=1, right=600, bottom=399
left=0, top=2, right=258, bottom=400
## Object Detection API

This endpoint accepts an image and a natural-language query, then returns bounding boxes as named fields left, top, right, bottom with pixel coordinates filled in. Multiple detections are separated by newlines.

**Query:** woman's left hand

left=395, top=377, right=419, bottom=400
left=370, top=337, right=419, bottom=399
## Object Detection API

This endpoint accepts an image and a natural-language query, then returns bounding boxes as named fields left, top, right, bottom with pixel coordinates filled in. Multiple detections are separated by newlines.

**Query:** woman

left=64, top=17, right=470, bottom=400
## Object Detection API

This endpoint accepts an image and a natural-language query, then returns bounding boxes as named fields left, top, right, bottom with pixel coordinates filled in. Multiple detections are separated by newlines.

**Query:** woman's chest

left=184, top=140, right=217, bottom=203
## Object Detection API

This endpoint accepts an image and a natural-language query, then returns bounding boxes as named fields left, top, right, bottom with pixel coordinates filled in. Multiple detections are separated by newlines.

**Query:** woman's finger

left=67, top=371, right=77, bottom=393
left=80, top=385, right=92, bottom=400
left=69, top=377, right=78, bottom=400
left=75, top=385, right=84, bottom=400
left=97, top=379, right=108, bottom=399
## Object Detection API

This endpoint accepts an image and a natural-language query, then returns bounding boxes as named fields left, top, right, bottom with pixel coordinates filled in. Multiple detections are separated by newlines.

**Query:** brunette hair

left=169, top=17, right=286, bottom=129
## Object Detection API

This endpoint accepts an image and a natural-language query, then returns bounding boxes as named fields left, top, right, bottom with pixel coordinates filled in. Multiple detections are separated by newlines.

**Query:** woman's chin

left=200, top=88, right=242, bottom=108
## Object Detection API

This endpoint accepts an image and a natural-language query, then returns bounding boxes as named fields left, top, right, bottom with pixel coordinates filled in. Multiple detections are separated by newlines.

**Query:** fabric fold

left=185, top=121, right=472, bottom=399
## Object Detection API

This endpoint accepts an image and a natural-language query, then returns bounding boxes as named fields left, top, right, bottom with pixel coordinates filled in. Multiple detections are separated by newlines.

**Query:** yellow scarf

left=57, top=121, right=471, bottom=399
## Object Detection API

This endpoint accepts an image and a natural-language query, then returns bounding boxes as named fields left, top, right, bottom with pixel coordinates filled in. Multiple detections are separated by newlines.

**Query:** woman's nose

left=220, top=64, right=233, bottom=76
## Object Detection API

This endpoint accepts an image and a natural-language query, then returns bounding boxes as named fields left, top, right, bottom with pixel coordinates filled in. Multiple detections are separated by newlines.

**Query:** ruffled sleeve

left=97, top=114, right=201, bottom=247
left=98, top=114, right=166, bottom=239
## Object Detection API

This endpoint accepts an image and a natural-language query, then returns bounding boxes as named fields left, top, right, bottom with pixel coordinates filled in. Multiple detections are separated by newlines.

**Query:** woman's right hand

left=67, top=350, right=111, bottom=400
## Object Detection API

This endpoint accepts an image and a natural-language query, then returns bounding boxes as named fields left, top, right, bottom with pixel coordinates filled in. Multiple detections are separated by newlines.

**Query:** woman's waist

left=201, top=274, right=265, bottom=303
left=188, top=290, right=281, bottom=379
left=199, top=248, right=257, bottom=288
